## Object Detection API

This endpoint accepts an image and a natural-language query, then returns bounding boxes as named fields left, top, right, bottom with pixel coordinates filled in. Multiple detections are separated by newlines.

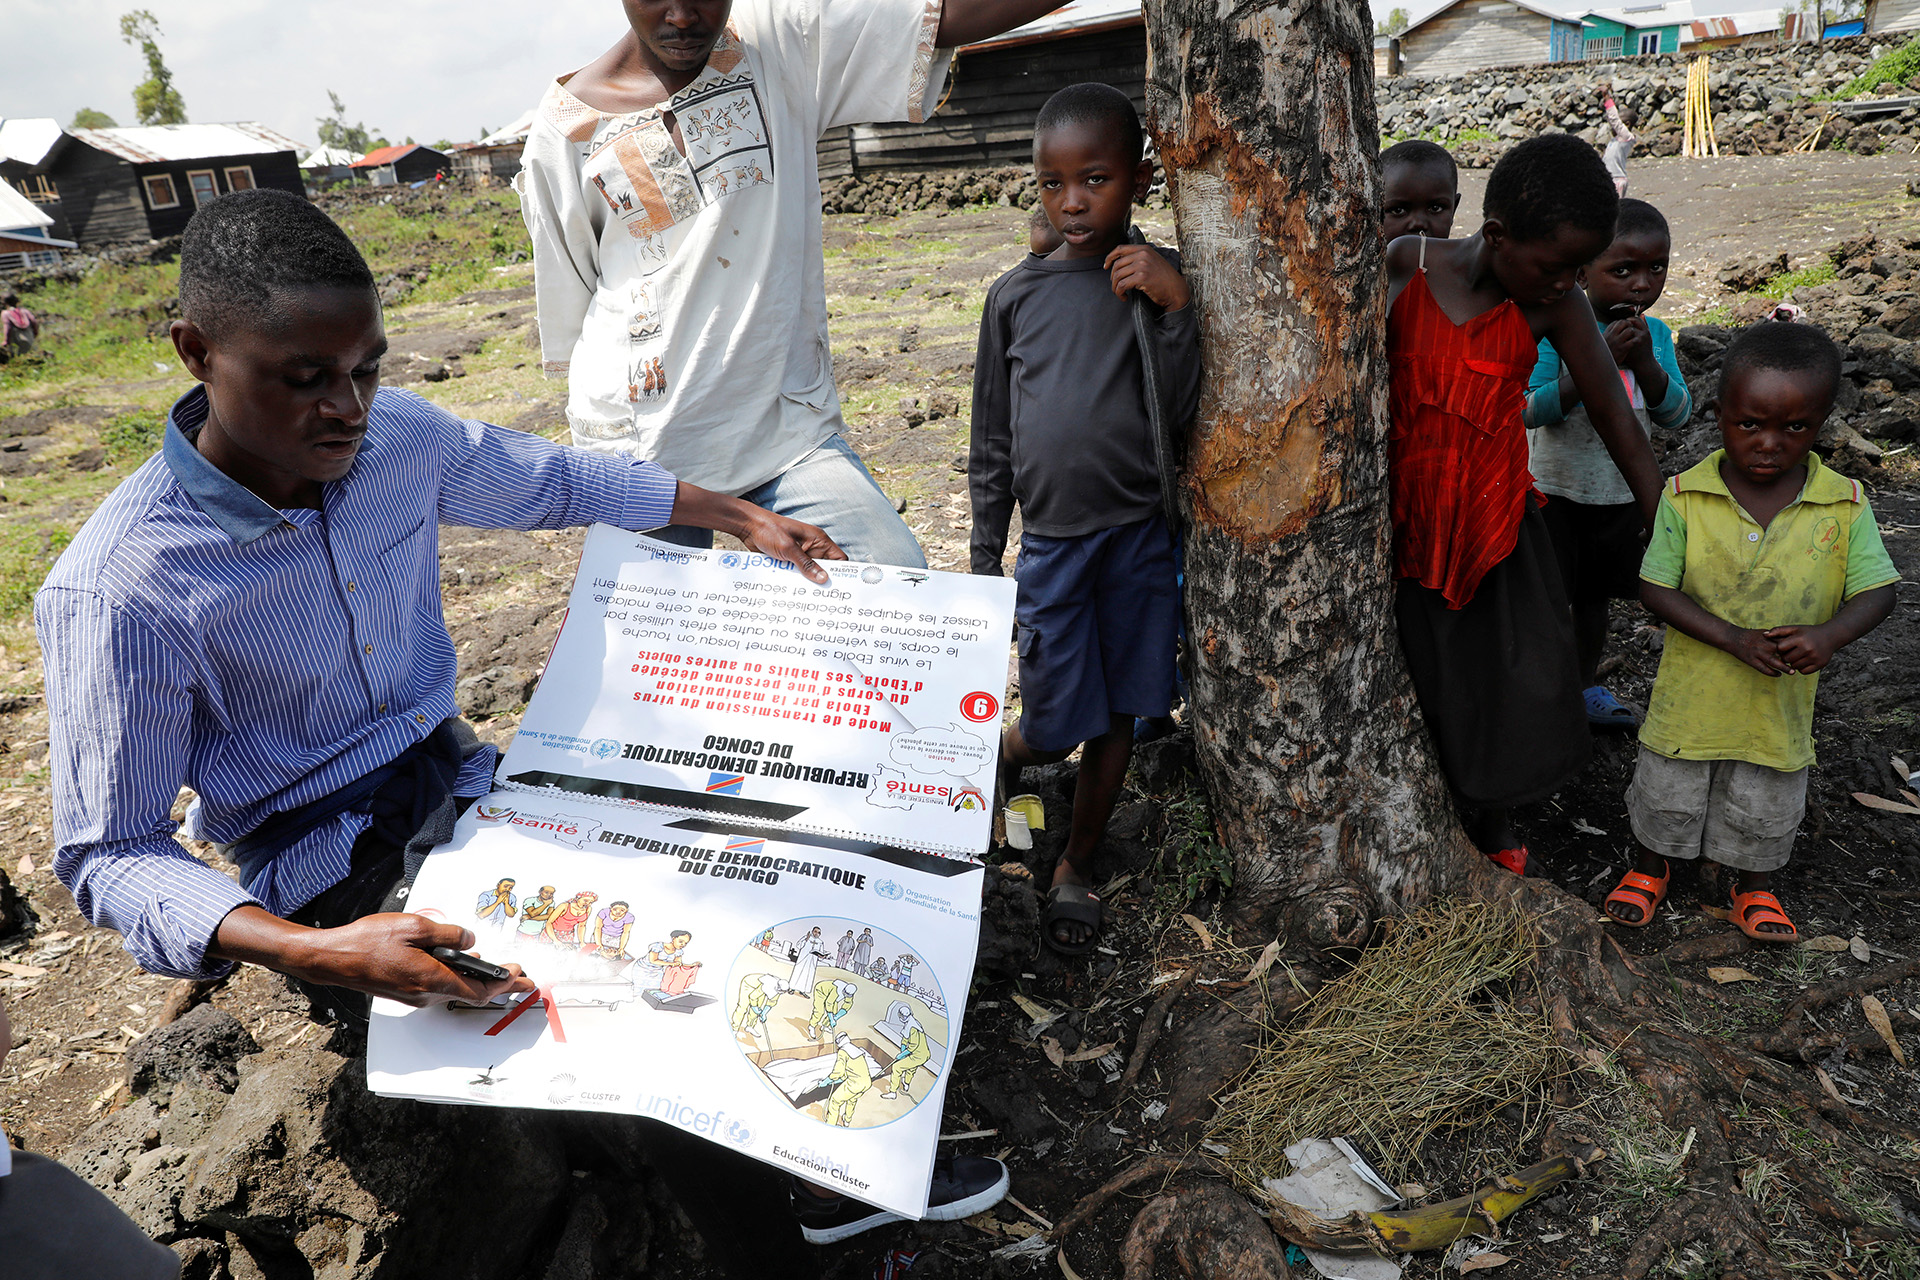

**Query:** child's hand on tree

left=1721, top=626, right=1794, bottom=676
left=1106, top=244, right=1192, bottom=311
left=1765, top=623, right=1840, bottom=674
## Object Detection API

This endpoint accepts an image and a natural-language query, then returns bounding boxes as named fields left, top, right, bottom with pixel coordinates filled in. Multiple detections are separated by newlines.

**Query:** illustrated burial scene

left=454, top=874, right=718, bottom=1016
left=727, top=917, right=948, bottom=1130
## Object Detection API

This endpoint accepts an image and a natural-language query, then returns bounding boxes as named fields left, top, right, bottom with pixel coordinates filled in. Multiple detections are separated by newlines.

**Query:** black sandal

left=1042, top=883, right=1103, bottom=956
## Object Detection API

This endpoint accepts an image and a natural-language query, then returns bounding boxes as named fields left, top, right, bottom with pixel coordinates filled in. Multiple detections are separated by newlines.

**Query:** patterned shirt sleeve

left=1639, top=491, right=1688, bottom=588
left=39, top=587, right=260, bottom=980
left=1844, top=497, right=1901, bottom=599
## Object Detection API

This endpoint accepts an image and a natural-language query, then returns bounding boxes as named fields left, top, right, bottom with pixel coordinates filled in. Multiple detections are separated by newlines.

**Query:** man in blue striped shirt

left=38, top=189, right=842, bottom=1017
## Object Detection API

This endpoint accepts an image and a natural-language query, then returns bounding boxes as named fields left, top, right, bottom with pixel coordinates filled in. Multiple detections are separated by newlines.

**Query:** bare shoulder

left=1527, top=286, right=1598, bottom=342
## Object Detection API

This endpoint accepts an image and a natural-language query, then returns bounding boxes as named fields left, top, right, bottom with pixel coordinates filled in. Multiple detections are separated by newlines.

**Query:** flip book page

left=367, top=796, right=985, bottom=1219
left=496, top=525, right=1017, bottom=857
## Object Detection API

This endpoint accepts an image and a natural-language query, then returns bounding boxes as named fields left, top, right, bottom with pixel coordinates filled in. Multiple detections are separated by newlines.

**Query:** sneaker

left=793, top=1189, right=904, bottom=1245
left=793, top=1153, right=1011, bottom=1244
left=922, top=1152, right=1010, bottom=1222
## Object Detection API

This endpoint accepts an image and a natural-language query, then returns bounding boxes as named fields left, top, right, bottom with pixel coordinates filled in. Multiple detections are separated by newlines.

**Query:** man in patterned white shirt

left=518, top=0, right=1066, bottom=567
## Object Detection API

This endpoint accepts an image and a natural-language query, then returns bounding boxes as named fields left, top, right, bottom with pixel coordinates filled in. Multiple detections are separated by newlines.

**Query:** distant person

left=1526, top=199, right=1692, bottom=728
left=971, top=83, right=1201, bottom=954
left=1600, top=88, right=1635, bottom=197
left=0, top=997, right=183, bottom=1278
left=1, top=294, right=38, bottom=354
left=516, top=0, right=1068, bottom=565
left=1384, top=134, right=1662, bottom=875
left=1604, top=323, right=1896, bottom=939
left=1380, top=139, right=1461, bottom=244
left=1028, top=203, right=1064, bottom=256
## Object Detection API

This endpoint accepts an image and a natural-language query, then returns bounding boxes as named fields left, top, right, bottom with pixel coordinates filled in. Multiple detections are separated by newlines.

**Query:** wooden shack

left=1397, top=0, right=1586, bottom=77
left=29, top=123, right=305, bottom=250
left=817, top=0, right=1146, bottom=177
left=351, top=144, right=453, bottom=187
left=1867, top=0, right=1920, bottom=33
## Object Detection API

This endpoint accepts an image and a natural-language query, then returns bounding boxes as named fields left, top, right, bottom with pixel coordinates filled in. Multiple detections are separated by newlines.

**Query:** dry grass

left=1209, top=898, right=1562, bottom=1184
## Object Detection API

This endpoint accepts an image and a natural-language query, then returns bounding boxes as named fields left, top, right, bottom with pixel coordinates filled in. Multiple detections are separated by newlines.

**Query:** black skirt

left=1395, top=504, right=1590, bottom=809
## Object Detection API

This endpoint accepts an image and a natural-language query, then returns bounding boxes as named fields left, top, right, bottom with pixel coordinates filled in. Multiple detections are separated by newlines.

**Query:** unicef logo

left=860, top=566, right=884, bottom=584
left=590, top=738, right=621, bottom=760
left=721, top=1118, right=756, bottom=1147
left=719, top=552, right=743, bottom=568
left=547, top=1073, right=577, bottom=1105
left=873, top=879, right=904, bottom=901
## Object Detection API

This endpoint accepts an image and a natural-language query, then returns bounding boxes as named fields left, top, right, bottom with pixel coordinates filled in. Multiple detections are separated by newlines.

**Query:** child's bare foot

left=1044, top=859, right=1102, bottom=953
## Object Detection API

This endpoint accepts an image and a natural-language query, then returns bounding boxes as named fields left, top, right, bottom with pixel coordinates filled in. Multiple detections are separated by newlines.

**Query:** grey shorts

left=1625, top=746, right=1806, bottom=873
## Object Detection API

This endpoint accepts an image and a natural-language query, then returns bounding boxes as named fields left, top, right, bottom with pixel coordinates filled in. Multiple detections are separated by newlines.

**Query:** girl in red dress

left=1385, top=134, right=1663, bottom=873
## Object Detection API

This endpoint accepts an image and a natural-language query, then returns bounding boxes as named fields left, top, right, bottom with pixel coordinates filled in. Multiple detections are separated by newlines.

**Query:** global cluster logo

left=548, top=1073, right=578, bottom=1105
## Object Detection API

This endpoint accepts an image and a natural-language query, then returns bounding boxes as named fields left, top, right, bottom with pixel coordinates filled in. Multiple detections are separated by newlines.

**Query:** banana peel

left=1249, top=1144, right=1606, bottom=1255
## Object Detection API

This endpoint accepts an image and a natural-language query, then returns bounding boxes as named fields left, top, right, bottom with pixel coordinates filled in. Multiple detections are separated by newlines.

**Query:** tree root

left=1051, top=1154, right=1237, bottom=1244
left=1119, top=1184, right=1295, bottom=1280
left=1619, top=1192, right=1791, bottom=1280
left=1119, top=965, right=1200, bottom=1096
left=1743, top=956, right=1920, bottom=1061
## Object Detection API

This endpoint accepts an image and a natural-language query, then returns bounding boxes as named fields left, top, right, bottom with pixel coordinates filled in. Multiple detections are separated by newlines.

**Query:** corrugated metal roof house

left=1397, top=0, right=1588, bottom=76
left=816, top=0, right=1147, bottom=175
left=0, top=178, right=76, bottom=272
left=350, top=144, right=453, bottom=186
left=1867, top=0, right=1920, bottom=34
left=3, top=121, right=306, bottom=250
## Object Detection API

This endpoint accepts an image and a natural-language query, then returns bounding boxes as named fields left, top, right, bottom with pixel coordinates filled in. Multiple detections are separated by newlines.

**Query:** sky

left=1, top=0, right=1802, bottom=149
left=0, top=0, right=629, bottom=147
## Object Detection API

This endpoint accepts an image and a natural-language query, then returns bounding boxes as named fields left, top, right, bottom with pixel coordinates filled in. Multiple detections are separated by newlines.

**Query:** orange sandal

left=1730, top=887, right=1798, bottom=943
left=1605, top=861, right=1670, bottom=927
left=1486, top=846, right=1529, bottom=875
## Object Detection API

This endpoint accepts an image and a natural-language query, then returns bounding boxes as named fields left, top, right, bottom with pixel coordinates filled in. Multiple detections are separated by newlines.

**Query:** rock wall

left=820, top=35, right=1918, bottom=214
left=1379, top=34, right=1920, bottom=166
left=1663, top=230, right=1920, bottom=478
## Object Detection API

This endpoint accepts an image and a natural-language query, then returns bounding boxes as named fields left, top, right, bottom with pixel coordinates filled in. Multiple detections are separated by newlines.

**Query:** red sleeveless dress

left=1387, top=269, right=1542, bottom=610
left=1386, top=263, right=1588, bottom=810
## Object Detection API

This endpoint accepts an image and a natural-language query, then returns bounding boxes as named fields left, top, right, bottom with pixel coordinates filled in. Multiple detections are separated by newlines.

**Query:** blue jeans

left=648, top=434, right=926, bottom=568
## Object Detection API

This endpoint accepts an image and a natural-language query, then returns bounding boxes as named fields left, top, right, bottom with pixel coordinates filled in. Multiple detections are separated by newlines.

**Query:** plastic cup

left=1004, top=808, right=1032, bottom=850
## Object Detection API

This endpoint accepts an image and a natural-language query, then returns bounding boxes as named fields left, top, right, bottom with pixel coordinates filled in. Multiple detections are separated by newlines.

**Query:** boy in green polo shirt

left=1603, top=322, right=1898, bottom=941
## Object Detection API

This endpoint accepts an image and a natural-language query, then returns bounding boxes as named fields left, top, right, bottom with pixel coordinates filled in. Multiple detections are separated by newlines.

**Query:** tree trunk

left=1142, top=0, right=1482, bottom=942
left=1084, top=3, right=1920, bottom=1276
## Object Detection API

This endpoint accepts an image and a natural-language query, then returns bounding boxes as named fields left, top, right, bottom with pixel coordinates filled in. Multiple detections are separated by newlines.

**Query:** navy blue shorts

left=1014, top=515, right=1179, bottom=752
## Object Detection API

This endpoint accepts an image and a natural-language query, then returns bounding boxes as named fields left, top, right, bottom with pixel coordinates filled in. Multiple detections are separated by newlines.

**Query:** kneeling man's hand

left=668, top=481, right=849, bottom=583
left=213, top=905, right=535, bottom=1006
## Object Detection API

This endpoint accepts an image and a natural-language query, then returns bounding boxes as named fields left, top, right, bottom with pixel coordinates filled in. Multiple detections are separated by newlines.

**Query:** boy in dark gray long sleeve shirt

left=969, top=83, right=1200, bottom=955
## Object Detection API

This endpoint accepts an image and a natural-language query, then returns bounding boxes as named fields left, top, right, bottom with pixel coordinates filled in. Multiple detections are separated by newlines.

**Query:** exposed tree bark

left=1114, top=1, right=1920, bottom=1275
left=1142, top=0, right=1488, bottom=943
